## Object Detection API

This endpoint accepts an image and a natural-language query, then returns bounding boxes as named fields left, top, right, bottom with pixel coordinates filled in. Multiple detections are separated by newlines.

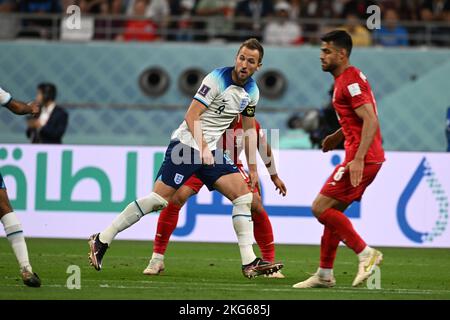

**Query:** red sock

left=318, top=208, right=366, bottom=254
left=252, top=208, right=275, bottom=263
left=153, top=202, right=180, bottom=255
left=319, top=226, right=341, bottom=269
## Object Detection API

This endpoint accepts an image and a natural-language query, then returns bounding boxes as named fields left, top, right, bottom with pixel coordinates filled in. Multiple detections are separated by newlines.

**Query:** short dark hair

left=238, top=38, right=264, bottom=63
left=320, top=30, right=353, bottom=57
left=37, top=82, right=57, bottom=102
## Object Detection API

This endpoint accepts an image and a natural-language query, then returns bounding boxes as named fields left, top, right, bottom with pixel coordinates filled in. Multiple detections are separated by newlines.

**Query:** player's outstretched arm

left=258, top=130, right=287, bottom=196
left=184, top=99, right=213, bottom=165
left=6, top=99, right=40, bottom=116
left=322, top=127, right=344, bottom=152
left=1, top=87, right=39, bottom=116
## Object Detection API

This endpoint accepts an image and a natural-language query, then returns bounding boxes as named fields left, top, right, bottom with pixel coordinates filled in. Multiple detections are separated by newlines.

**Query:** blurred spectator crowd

left=0, top=0, right=449, bottom=46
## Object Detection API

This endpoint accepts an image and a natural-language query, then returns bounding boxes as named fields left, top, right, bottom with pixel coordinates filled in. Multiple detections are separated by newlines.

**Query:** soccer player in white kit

left=0, top=86, right=41, bottom=287
left=88, top=39, right=284, bottom=278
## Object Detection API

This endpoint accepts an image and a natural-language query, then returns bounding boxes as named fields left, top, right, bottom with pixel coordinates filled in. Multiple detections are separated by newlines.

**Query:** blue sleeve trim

left=193, top=97, right=209, bottom=108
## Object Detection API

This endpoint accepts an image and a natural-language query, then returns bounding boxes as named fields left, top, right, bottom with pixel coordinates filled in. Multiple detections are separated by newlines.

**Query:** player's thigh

left=170, top=185, right=198, bottom=207
left=213, top=172, right=251, bottom=201
left=311, top=193, right=349, bottom=218
left=0, top=189, right=13, bottom=217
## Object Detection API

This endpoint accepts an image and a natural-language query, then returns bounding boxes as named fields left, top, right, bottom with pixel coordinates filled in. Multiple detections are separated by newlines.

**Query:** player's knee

left=311, top=199, right=324, bottom=219
left=170, top=196, right=185, bottom=208
left=232, top=193, right=253, bottom=215
left=135, top=192, right=168, bottom=216
left=170, top=188, right=193, bottom=207
left=0, top=191, right=12, bottom=215
left=0, top=202, right=12, bottom=216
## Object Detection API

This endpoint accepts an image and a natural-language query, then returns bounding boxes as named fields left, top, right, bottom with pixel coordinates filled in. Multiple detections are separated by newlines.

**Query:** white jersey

left=172, top=66, right=259, bottom=151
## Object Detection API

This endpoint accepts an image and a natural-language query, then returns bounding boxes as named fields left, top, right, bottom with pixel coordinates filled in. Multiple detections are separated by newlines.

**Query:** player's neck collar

left=333, top=64, right=352, bottom=79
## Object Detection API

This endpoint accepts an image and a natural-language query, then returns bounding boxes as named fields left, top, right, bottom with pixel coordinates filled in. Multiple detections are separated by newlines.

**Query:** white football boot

left=292, top=270, right=336, bottom=288
left=143, top=258, right=165, bottom=275
left=352, top=247, right=383, bottom=287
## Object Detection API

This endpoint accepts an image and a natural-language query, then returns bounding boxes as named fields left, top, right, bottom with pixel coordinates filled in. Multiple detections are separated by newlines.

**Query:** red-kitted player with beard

left=294, top=30, right=385, bottom=289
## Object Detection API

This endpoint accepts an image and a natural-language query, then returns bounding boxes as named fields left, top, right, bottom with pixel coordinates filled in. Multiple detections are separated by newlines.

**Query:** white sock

left=358, top=246, right=372, bottom=260
left=152, top=252, right=164, bottom=260
left=232, top=193, right=257, bottom=265
left=1, top=212, right=32, bottom=272
left=99, top=192, right=168, bottom=245
left=318, top=267, right=333, bottom=279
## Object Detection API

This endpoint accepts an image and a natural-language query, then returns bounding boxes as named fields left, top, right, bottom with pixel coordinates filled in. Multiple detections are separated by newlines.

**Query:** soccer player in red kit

left=144, top=115, right=287, bottom=278
left=293, top=30, right=384, bottom=288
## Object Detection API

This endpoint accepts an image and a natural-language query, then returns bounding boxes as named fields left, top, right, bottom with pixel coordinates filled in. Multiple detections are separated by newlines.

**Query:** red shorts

left=320, top=162, right=382, bottom=204
left=183, top=174, right=205, bottom=193
left=183, top=165, right=260, bottom=194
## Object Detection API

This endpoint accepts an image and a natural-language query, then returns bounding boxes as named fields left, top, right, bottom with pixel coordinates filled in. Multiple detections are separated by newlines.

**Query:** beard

left=322, top=62, right=337, bottom=72
left=234, top=68, right=251, bottom=83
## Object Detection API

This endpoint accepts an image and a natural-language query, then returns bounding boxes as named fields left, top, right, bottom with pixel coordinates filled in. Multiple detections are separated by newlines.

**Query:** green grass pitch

left=1, top=238, right=449, bottom=300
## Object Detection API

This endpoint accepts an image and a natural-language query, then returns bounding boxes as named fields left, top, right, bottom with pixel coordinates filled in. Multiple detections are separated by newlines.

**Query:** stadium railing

left=0, top=13, right=449, bottom=47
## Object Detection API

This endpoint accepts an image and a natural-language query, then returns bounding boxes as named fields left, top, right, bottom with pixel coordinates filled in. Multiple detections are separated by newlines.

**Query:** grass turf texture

left=1, top=238, right=449, bottom=300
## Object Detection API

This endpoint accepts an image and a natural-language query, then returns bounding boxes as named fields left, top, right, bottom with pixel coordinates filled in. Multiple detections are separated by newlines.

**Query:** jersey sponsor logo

left=174, top=173, right=184, bottom=185
left=197, top=84, right=211, bottom=97
left=347, top=83, right=362, bottom=97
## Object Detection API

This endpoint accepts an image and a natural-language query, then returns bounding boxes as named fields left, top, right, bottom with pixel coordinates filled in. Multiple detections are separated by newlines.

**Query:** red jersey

left=221, top=115, right=262, bottom=165
left=332, top=66, right=385, bottom=164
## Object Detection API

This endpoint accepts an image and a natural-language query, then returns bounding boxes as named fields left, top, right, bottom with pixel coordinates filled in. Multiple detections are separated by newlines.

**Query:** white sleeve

left=193, top=72, right=220, bottom=108
left=0, top=86, right=12, bottom=106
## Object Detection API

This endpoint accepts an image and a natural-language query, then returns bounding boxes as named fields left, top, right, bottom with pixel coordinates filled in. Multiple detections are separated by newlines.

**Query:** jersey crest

left=239, top=96, right=250, bottom=112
